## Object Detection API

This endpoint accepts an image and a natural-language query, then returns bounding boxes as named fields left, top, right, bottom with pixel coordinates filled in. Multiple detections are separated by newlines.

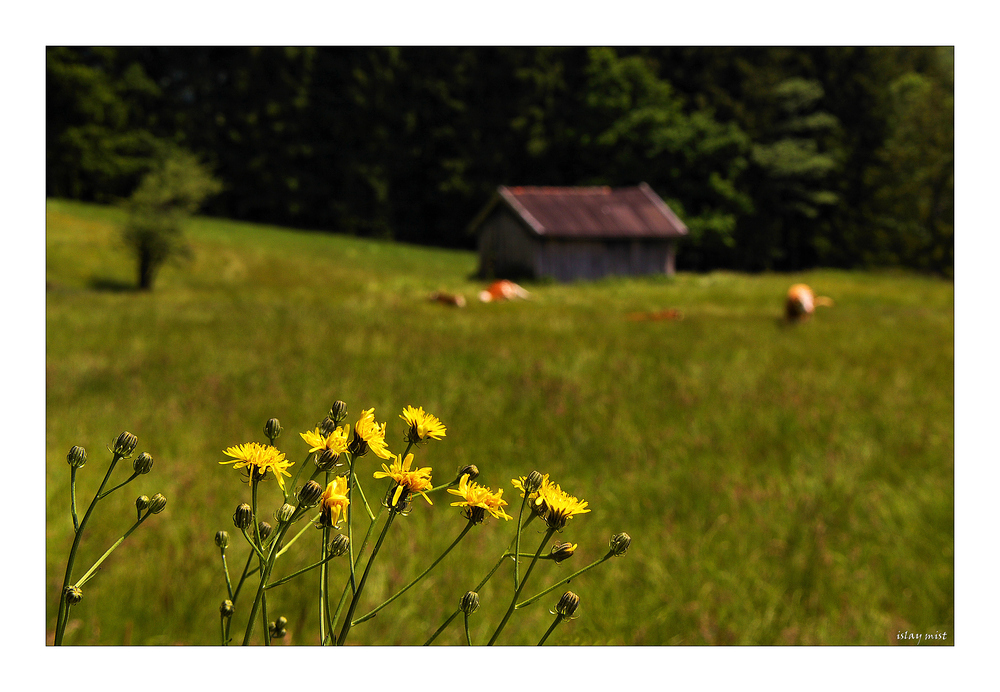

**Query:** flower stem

left=516, top=555, right=611, bottom=609
left=424, top=610, right=461, bottom=646
left=221, top=549, right=234, bottom=601
left=232, top=550, right=256, bottom=602
left=537, top=615, right=563, bottom=645
left=74, top=511, right=151, bottom=588
left=70, top=467, right=80, bottom=533
left=464, top=611, right=474, bottom=645
left=336, top=509, right=396, bottom=645
left=54, top=452, right=122, bottom=645
left=514, top=492, right=530, bottom=588
left=353, top=519, right=474, bottom=626
left=96, top=471, right=140, bottom=500
left=487, top=526, right=556, bottom=645
left=241, top=520, right=293, bottom=645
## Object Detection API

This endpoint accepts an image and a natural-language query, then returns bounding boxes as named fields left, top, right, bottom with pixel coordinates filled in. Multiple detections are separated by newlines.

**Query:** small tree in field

left=121, top=149, right=221, bottom=290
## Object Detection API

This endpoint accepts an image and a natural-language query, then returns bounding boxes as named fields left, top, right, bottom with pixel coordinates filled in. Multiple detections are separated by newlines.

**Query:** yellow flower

left=351, top=408, right=394, bottom=460
left=400, top=406, right=447, bottom=443
left=448, top=473, right=512, bottom=521
left=299, top=426, right=350, bottom=455
left=319, top=476, right=350, bottom=528
left=374, top=453, right=433, bottom=508
left=220, top=442, right=294, bottom=490
left=535, top=480, right=590, bottom=530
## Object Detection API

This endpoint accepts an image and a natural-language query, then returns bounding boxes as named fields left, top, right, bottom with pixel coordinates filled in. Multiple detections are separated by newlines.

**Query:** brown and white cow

left=785, top=283, right=833, bottom=322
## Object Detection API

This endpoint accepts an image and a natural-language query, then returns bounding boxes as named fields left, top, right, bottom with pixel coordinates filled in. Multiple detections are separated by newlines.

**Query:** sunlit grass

left=46, top=199, right=953, bottom=645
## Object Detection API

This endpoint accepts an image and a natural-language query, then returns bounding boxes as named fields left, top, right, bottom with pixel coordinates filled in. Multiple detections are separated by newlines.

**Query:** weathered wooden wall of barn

left=476, top=210, right=541, bottom=278
left=536, top=239, right=676, bottom=281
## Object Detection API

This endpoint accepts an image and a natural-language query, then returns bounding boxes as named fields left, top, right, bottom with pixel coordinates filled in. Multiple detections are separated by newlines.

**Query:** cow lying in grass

left=785, top=283, right=833, bottom=322
left=428, top=290, right=466, bottom=307
left=479, top=280, right=530, bottom=303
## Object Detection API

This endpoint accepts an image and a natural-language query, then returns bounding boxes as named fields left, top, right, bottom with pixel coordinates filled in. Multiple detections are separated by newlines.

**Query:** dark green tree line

left=46, top=46, right=953, bottom=276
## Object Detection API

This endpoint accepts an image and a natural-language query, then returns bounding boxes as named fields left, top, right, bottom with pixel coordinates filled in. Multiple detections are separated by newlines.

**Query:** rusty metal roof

left=489, top=183, right=688, bottom=239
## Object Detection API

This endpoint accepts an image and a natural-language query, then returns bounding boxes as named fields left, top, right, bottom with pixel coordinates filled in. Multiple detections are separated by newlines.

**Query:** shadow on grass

left=88, top=277, right=139, bottom=292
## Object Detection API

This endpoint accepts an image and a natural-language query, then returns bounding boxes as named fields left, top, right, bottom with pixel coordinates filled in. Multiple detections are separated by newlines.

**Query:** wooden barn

left=471, top=183, right=688, bottom=282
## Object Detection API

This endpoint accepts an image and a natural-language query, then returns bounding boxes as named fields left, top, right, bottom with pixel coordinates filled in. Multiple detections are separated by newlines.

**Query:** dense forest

left=46, top=46, right=953, bottom=275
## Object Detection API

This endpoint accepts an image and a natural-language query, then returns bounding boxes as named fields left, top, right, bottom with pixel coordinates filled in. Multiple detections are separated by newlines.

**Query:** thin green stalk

left=514, top=491, right=530, bottom=588
left=241, top=520, right=293, bottom=645
left=424, top=550, right=517, bottom=646
left=286, top=451, right=315, bottom=505
left=275, top=511, right=320, bottom=558
left=464, top=611, right=474, bottom=645
left=346, top=453, right=358, bottom=593
left=70, top=467, right=80, bottom=533
left=353, top=519, right=474, bottom=626
left=221, top=550, right=234, bottom=601
left=487, top=526, right=556, bottom=646
left=232, top=550, right=256, bottom=602
left=96, top=471, right=140, bottom=500
left=54, top=452, right=123, bottom=646
left=336, top=509, right=397, bottom=645
left=424, top=610, right=461, bottom=645
left=516, top=555, right=611, bottom=609
left=221, top=613, right=229, bottom=646
left=261, top=591, right=269, bottom=646
left=537, top=615, right=563, bottom=645
left=239, top=526, right=266, bottom=562
left=74, top=511, right=151, bottom=588
left=267, top=545, right=343, bottom=589
left=319, top=525, right=330, bottom=645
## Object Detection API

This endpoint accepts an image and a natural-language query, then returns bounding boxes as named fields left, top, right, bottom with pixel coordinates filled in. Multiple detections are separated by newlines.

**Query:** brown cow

left=478, top=280, right=530, bottom=303
left=785, top=283, right=833, bottom=322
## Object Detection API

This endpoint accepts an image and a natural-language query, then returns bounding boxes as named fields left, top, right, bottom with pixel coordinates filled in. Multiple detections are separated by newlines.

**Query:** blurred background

left=45, top=46, right=953, bottom=646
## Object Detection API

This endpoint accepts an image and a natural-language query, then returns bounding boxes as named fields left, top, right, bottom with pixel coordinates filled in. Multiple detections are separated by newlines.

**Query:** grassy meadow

left=45, top=199, right=954, bottom=645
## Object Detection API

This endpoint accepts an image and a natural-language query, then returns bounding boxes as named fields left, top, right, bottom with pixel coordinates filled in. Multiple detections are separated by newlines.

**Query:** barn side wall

left=537, top=239, right=677, bottom=281
left=476, top=210, right=541, bottom=279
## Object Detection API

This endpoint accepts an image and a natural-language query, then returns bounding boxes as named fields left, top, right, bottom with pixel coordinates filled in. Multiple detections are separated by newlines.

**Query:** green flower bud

left=65, top=585, right=83, bottom=606
left=525, top=470, right=544, bottom=494
left=467, top=506, right=487, bottom=525
left=456, top=464, right=479, bottom=483
left=215, top=530, right=230, bottom=549
left=148, top=493, right=167, bottom=514
left=609, top=532, right=631, bottom=557
left=330, top=401, right=348, bottom=425
left=275, top=503, right=296, bottom=524
left=136, top=495, right=150, bottom=513
left=113, top=431, right=138, bottom=458
left=67, top=445, right=87, bottom=469
left=269, top=616, right=287, bottom=639
left=328, top=533, right=350, bottom=557
left=258, top=521, right=273, bottom=541
left=264, top=418, right=282, bottom=441
left=233, top=503, right=253, bottom=530
left=132, top=452, right=154, bottom=475
left=555, top=591, right=580, bottom=619
left=460, top=591, right=480, bottom=615
left=315, top=448, right=341, bottom=471
left=549, top=542, right=577, bottom=564
left=348, top=431, right=369, bottom=458
left=220, top=599, right=234, bottom=617
left=297, top=480, right=324, bottom=507
left=319, top=416, right=338, bottom=436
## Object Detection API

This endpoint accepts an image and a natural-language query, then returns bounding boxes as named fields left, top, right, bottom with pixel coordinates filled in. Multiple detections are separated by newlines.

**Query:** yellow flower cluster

left=512, top=474, right=590, bottom=530
left=220, top=442, right=294, bottom=490
left=353, top=408, right=394, bottom=460
left=299, top=426, right=350, bottom=455
left=374, top=453, right=433, bottom=508
left=400, top=405, right=447, bottom=443
left=319, top=476, right=350, bottom=528
left=448, top=473, right=512, bottom=521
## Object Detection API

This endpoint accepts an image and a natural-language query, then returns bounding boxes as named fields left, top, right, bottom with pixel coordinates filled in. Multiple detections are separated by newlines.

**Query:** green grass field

left=45, top=199, right=954, bottom=645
